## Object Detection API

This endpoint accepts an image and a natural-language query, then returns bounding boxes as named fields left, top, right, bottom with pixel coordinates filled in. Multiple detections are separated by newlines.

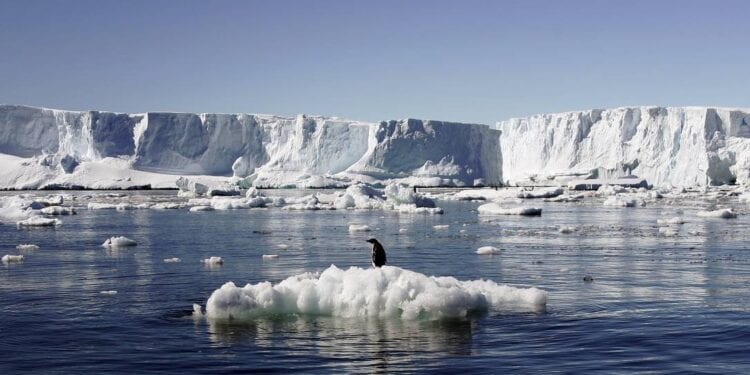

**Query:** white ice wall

left=497, top=107, right=750, bottom=187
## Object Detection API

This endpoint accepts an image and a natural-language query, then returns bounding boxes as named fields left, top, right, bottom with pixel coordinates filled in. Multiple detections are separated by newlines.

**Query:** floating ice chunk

left=189, top=205, right=214, bottom=212
left=659, top=227, right=679, bottom=237
left=245, top=187, right=264, bottom=199
left=596, top=185, right=627, bottom=196
left=87, top=202, right=119, bottom=210
left=163, top=257, right=181, bottom=263
left=16, top=244, right=39, bottom=251
left=100, top=290, right=118, bottom=295
left=603, top=196, right=637, bottom=207
left=203, top=256, right=224, bottom=265
left=40, top=206, right=76, bottom=215
left=433, top=224, right=450, bottom=230
left=477, top=203, right=542, bottom=216
left=544, top=193, right=585, bottom=203
left=657, top=217, right=685, bottom=225
left=394, top=204, right=444, bottom=214
left=17, top=217, right=62, bottom=227
left=176, top=177, right=209, bottom=197
left=2, top=254, right=24, bottom=263
left=193, top=303, right=203, bottom=317
left=151, top=202, right=181, bottom=210
left=102, top=236, right=137, bottom=247
left=476, top=246, right=501, bottom=255
left=517, top=187, right=564, bottom=199
left=277, top=244, right=289, bottom=249
left=384, top=183, right=436, bottom=208
left=558, top=226, right=576, bottom=234
left=349, top=224, right=372, bottom=232
left=697, top=208, right=737, bottom=219
left=739, top=192, right=750, bottom=203
left=205, top=265, right=547, bottom=320
left=262, top=254, right=279, bottom=259
left=399, top=228, right=408, bottom=233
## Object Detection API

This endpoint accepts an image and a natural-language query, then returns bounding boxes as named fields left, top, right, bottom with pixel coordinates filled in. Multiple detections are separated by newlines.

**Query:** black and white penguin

left=366, top=238, right=387, bottom=268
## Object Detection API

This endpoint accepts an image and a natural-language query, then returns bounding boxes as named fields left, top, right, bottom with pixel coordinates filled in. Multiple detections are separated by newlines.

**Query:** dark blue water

left=1, top=191, right=749, bottom=373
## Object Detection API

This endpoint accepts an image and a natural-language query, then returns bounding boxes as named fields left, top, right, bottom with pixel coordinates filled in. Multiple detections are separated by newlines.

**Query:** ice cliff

left=0, top=105, right=501, bottom=189
left=497, top=107, right=750, bottom=188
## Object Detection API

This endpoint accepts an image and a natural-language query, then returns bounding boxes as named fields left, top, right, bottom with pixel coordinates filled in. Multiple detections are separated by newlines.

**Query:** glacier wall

left=497, top=107, right=750, bottom=187
left=0, top=105, right=502, bottom=189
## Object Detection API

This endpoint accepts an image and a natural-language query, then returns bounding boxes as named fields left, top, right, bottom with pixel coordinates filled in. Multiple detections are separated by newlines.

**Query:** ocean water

left=1, top=191, right=749, bottom=373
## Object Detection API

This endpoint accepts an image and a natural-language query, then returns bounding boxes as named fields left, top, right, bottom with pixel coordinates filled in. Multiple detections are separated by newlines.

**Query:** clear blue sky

left=1, top=0, right=748, bottom=124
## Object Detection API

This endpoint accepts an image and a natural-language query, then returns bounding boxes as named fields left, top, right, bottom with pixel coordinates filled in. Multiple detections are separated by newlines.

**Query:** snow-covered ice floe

left=16, top=217, right=62, bottom=227
left=40, top=206, right=76, bottom=215
left=203, top=256, right=224, bottom=265
left=163, top=257, right=181, bottom=263
left=476, top=246, right=501, bottom=255
left=657, top=217, right=685, bottom=225
left=16, top=244, right=39, bottom=251
left=558, top=226, right=577, bottom=234
left=348, top=224, right=371, bottom=232
left=696, top=208, right=737, bottom=219
left=477, top=203, right=542, bottom=216
left=262, top=254, right=279, bottom=259
left=205, top=265, right=546, bottom=320
left=100, top=290, right=118, bottom=295
left=102, top=236, right=137, bottom=247
left=517, top=187, right=563, bottom=199
left=2, top=254, right=24, bottom=263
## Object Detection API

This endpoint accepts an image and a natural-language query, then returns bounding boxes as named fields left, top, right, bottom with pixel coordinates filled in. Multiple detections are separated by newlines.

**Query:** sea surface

left=1, top=190, right=749, bottom=373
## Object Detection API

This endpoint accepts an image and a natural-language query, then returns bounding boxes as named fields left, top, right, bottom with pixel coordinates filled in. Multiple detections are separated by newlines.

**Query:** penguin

left=366, top=238, right=386, bottom=268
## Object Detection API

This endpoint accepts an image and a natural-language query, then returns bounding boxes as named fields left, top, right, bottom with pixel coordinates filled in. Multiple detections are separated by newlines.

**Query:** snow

left=17, top=217, right=62, bottom=227
left=348, top=224, right=372, bottom=232
left=16, top=244, right=39, bottom=251
left=205, top=265, right=547, bottom=320
left=498, top=106, right=750, bottom=188
left=476, top=246, right=501, bottom=255
left=696, top=208, right=737, bottom=219
left=2, top=254, right=24, bottom=263
left=102, top=236, right=137, bottom=247
left=477, top=203, right=542, bottom=216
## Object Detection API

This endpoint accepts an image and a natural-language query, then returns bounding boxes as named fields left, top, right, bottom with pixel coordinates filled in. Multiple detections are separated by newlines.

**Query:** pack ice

left=0, top=105, right=502, bottom=189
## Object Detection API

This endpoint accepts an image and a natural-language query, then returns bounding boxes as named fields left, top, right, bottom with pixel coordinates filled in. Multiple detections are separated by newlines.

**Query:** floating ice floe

left=603, top=196, right=638, bottom=207
left=163, top=257, right=181, bottom=263
left=100, top=290, right=118, bottom=295
left=189, top=205, right=214, bottom=212
left=433, top=224, right=450, bottom=230
left=151, top=202, right=181, bottom=210
left=2, top=254, right=24, bottom=263
left=192, top=303, right=203, bottom=317
left=476, top=246, right=501, bottom=255
left=40, top=206, right=76, bottom=215
left=558, top=226, right=576, bottom=234
left=657, top=217, right=685, bottom=225
left=16, top=244, right=39, bottom=251
left=205, top=265, right=547, bottom=320
left=659, top=227, right=679, bottom=237
left=262, top=254, right=279, bottom=259
left=102, top=236, right=137, bottom=247
left=203, top=256, right=224, bottom=265
left=477, top=203, right=542, bottom=216
left=696, top=208, right=737, bottom=219
left=517, top=187, right=564, bottom=199
left=349, top=224, right=371, bottom=232
left=17, top=217, right=62, bottom=227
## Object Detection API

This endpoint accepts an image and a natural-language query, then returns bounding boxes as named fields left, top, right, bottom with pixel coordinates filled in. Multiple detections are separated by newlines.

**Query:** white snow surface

left=205, top=265, right=546, bottom=320
left=0, top=105, right=502, bottom=189
left=498, top=106, right=750, bottom=188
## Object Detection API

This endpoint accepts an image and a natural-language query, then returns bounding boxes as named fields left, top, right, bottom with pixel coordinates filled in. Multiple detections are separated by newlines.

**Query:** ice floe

left=477, top=203, right=542, bottom=216
left=102, top=236, right=137, bottom=247
left=476, top=246, right=501, bottom=255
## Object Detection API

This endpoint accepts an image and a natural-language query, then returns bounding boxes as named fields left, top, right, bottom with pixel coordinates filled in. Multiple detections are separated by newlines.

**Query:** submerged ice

left=205, top=265, right=547, bottom=321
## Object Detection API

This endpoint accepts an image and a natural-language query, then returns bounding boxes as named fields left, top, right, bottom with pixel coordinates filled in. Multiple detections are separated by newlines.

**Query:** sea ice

left=102, top=236, right=137, bottom=247
left=163, top=257, right=181, bottom=263
left=696, top=208, right=737, bottom=219
left=17, top=217, right=62, bottom=227
left=16, top=244, right=39, bottom=251
left=262, top=254, right=279, bottom=259
left=476, top=246, right=501, bottom=255
left=205, top=265, right=547, bottom=320
left=517, top=187, right=564, bottom=199
left=203, top=256, right=224, bottom=265
left=40, top=206, right=76, bottom=215
left=2, top=254, right=24, bottom=263
left=349, top=224, right=372, bottom=232
left=189, top=205, right=214, bottom=212
left=477, top=203, right=542, bottom=216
